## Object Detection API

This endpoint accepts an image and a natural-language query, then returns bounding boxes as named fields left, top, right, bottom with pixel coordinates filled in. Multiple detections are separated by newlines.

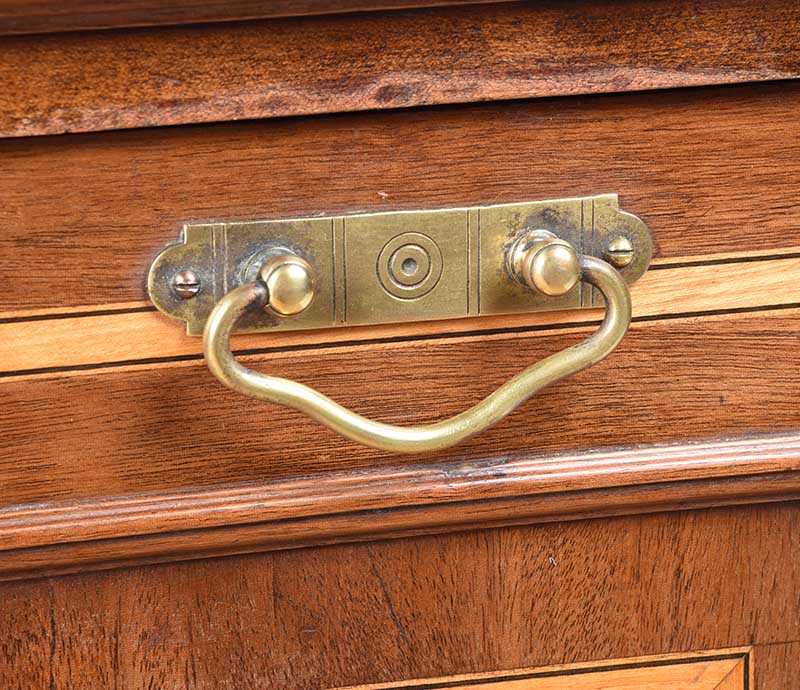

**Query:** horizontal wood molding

left=1, top=253, right=798, bottom=375
left=2, top=82, right=800, bottom=313
left=1, top=434, right=799, bottom=580
left=0, top=0, right=506, bottom=35
left=1, top=0, right=799, bottom=137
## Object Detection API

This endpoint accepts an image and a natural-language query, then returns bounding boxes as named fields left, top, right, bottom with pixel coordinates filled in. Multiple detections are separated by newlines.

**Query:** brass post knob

left=508, top=230, right=581, bottom=297
left=258, top=254, right=316, bottom=316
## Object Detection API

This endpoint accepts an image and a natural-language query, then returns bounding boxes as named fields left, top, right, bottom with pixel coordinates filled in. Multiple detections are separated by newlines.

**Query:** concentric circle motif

left=377, top=232, right=443, bottom=299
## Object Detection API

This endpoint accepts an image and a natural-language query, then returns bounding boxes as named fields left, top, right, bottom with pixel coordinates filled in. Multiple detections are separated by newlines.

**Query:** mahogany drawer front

left=1, top=504, right=794, bottom=689
left=0, top=83, right=798, bottom=592
left=2, top=81, right=800, bottom=468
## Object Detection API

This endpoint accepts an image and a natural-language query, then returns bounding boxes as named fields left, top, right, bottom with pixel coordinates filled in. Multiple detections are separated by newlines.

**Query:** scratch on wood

left=368, top=548, right=408, bottom=645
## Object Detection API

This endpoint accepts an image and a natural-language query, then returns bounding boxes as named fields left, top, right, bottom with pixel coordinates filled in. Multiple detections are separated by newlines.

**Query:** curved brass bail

left=203, top=256, right=631, bottom=453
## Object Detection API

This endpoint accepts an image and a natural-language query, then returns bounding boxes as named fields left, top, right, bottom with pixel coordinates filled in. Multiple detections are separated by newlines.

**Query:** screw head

left=172, top=270, right=201, bottom=299
left=604, top=236, right=634, bottom=268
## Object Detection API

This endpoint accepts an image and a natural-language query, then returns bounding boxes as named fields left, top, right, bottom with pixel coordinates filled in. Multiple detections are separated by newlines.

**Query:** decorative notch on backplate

left=148, top=193, right=651, bottom=335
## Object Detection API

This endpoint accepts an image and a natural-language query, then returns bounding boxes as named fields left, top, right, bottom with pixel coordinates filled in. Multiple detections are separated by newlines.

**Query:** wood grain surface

left=0, top=0, right=507, bottom=34
left=2, top=0, right=800, bottom=137
left=753, top=642, right=800, bottom=690
left=0, top=503, right=794, bottom=688
left=1, top=82, right=799, bottom=313
left=2, top=308, right=800, bottom=508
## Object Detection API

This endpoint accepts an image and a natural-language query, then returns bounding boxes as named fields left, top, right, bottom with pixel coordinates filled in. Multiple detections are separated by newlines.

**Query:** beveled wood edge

left=0, top=0, right=511, bottom=36
left=2, top=434, right=799, bottom=580
left=1, top=254, right=798, bottom=377
left=2, top=1, right=799, bottom=138
left=332, top=647, right=751, bottom=690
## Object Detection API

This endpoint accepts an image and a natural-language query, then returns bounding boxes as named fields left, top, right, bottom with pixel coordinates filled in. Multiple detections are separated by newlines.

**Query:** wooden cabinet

left=1, top=1, right=799, bottom=688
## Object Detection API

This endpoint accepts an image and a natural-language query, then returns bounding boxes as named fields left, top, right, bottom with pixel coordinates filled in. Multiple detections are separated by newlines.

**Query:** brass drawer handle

left=203, top=247, right=631, bottom=453
left=147, top=196, right=650, bottom=452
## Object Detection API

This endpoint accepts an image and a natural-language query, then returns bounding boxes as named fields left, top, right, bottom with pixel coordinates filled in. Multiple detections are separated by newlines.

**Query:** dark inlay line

left=744, top=651, right=751, bottom=690
left=3, top=302, right=799, bottom=380
left=0, top=305, right=157, bottom=325
left=651, top=250, right=800, bottom=271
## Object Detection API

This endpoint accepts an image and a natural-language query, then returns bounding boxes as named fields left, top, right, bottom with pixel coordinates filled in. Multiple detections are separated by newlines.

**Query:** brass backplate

left=148, top=194, right=651, bottom=335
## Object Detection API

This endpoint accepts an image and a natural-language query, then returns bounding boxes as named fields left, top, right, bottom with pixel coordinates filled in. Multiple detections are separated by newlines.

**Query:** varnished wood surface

left=0, top=504, right=795, bottom=688
left=338, top=651, right=748, bottom=690
left=2, top=433, right=799, bottom=580
left=755, top=642, right=800, bottom=690
left=3, top=254, right=798, bottom=374
left=0, top=0, right=507, bottom=34
left=2, top=82, right=799, bottom=313
left=2, top=309, right=800, bottom=508
left=1, top=0, right=799, bottom=137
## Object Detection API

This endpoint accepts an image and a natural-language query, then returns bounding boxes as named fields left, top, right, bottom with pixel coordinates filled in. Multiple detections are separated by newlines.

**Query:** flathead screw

left=172, top=270, right=201, bottom=299
left=604, top=236, right=634, bottom=268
